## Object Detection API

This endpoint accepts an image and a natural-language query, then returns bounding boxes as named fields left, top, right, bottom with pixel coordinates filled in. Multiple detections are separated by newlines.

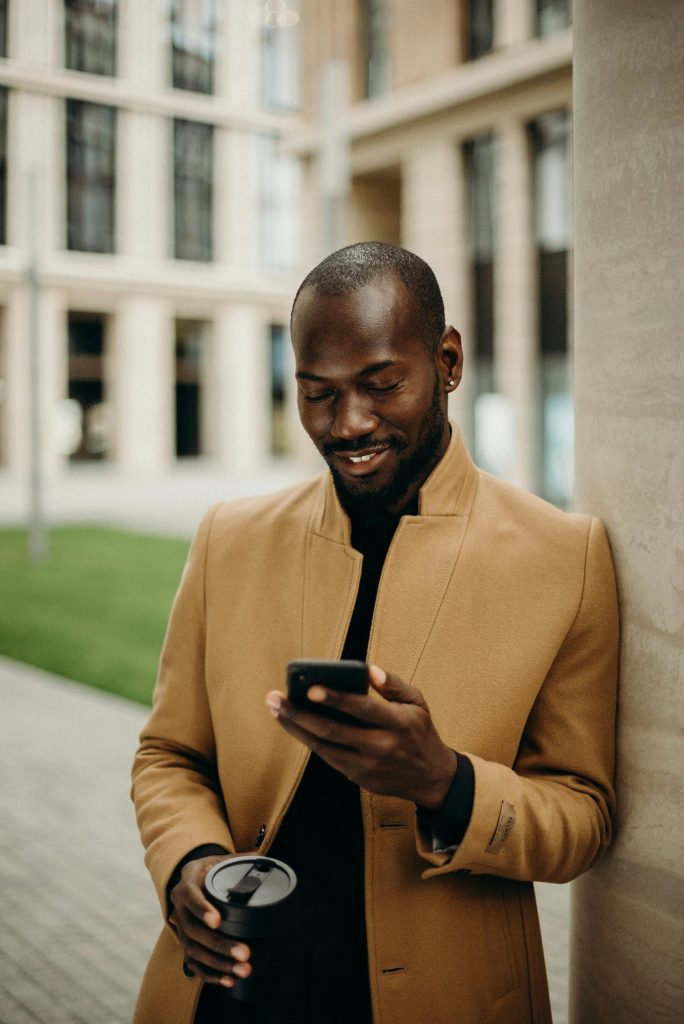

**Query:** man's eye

left=367, top=382, right=399, bottom=394
left=302, top=392, right=332, bottom=403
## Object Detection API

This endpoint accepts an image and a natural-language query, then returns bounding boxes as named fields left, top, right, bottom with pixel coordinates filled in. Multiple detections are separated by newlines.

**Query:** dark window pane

left=66, top=99, right=116, bottom=253
left=0, top=88, right=7, bottom=245
left=170, top=0, right=216, bottom=94
left=530, top=109, right=570, bottom=354
left=64, top=0, right=117, bottom=77
left=537, top=0, right=571, bottom=38
left=0, top=0, right=8, bottom=59
left=531, top=109, right=572, bottom=505
left=467, top=0, right=494, bottom=60
left=175, top=319, right=206, bottom=457
left=360, top=0, right=390, bottom=99
left=270, top=323, right=287, bottom=456
left=68, top=312, right=109, bottom=461
left=464, top=134, right=495, bottom=363
left=173, top=118, right=213, bottom=261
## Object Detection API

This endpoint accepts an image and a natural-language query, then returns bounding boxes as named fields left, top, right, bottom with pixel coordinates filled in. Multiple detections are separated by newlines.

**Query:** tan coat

left=132, top=428, right=618, bottom=1024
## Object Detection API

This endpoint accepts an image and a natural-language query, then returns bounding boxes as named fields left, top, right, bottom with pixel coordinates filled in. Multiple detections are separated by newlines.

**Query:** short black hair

left=291, top=241, right=446, bottom=351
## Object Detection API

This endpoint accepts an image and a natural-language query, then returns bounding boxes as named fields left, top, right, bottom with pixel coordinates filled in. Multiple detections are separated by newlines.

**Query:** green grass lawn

left=0, top=526, right=190, bottom=705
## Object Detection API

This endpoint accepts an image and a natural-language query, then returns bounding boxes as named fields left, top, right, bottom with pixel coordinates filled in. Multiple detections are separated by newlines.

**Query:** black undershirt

left=193, top=498, right=474, bottom=1022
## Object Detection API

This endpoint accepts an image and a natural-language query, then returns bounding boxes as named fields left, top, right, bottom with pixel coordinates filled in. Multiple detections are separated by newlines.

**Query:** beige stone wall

left=571, top=2, right=684, bottom=1021
left=391, top=0, right=464, bottom=88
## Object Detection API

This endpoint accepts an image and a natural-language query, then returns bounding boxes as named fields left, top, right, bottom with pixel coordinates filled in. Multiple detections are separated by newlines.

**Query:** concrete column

left=213, top=305, right=270, bottom=471
left=118, top=0, right=166, bottom=92
left=118, top=113, right=168, bottom=260
left=494, top=0, right=534, bottom=50
left=111, top=297, right=174, bottom=473
left=402, top=140, right=474, bottom=443
left=571, top=4, right=684, bottom=1024
left=494, top=118, right=537, bottom=491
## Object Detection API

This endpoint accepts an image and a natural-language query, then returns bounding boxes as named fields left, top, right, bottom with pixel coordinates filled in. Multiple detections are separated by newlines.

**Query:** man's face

left=291, top=275, right=461, bottom=518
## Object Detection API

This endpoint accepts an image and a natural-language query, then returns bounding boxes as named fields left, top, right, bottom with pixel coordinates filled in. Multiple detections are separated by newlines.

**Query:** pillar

left=402, top=140, right=474, bottom=443
left=494, top=118, right=537, bottom=491
left=213, top=305, right=270, bottom=471
left=571, top=3, right=684, bottom=1023
left=111, top=297, right=174, bottom=473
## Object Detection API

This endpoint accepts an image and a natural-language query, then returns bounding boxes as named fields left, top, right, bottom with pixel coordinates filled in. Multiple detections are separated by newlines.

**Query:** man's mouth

left=346, top=450, right=383, bottom=464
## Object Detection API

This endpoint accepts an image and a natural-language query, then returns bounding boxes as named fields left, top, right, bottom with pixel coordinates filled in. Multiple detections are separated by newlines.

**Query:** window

left=257, top=132, right=301, bottom=272
left=64, top=0, right=117, bottom=76
left=360, top=0, right=390, bottom=99
left=170, top=0, right=217, bottom=94
left=464, top=134, right=506, bottom=477
left=173, top=118, right=213, bottom=261
left=67, top=313, right=110, bottom=461
left=175, top=320, right=207, bottom=457
left=269, top=323, right=288, bottom=456
left=0, top=88, right=7, bottom=245
left=530, top=109, right=572, bottom=506
left=261, top=2, right=300, bottom=111
left=466, top=0, right=494, bottom=60
left=66, top=99, right=116, bottom=253
left=0, top=0, right=8, bottom=58
left=536, top=0, right=571, bottom=38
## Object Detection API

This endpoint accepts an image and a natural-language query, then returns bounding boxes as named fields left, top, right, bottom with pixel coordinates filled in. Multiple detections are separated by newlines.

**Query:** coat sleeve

left=415, top=516, right=619, bottom=883
left=131, top=504, right=236, bottom=916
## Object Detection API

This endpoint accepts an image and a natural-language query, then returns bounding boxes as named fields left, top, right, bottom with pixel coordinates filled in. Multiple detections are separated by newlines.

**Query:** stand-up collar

left=311, top=423, right=479, bottom=544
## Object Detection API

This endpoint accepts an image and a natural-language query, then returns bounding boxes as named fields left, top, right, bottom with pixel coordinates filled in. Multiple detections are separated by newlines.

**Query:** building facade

left=0, top=0, right=305, bottom=481
left=0, top=0, right=573, bottom=505
left=294, top=0, right=573, bottom=503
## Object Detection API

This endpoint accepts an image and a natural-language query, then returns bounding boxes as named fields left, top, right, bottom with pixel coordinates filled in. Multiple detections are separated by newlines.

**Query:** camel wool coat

left=131, top=427, right=618, bottom=1024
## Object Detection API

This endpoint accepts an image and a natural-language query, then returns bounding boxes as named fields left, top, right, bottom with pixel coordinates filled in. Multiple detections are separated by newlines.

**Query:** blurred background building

left=0, top=0, right=573, bottom=511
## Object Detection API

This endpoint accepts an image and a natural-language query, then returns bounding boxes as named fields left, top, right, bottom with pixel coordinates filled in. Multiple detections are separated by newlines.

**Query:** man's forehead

left=292, top=274, right=416, bottom=335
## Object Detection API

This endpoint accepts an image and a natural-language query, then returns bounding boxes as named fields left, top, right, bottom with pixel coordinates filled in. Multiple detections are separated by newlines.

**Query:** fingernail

left=266, top=695, right=281, bottom=718
left=233, top=963, right=250, bottom=978
left=220, top=976, right=234, bottom=988
left=307, top=686, right=326, bottom=702
left=232, top=944, right=250, bottom=961
left=371, top=666, right=387, bottom=685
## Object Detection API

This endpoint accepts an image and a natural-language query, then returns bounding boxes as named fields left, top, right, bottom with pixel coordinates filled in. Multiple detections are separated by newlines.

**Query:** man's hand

left=266, top=665, right=456, bottom=808
left=169, top=855, right=252, bottom=988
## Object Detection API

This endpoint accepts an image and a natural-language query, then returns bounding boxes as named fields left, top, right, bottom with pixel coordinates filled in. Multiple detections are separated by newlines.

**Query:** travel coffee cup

left=204, top=856, right=298, bottom=1004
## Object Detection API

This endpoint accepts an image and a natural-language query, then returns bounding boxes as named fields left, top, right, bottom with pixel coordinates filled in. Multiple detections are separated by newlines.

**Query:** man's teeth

left=348, top=452, right=378, bottom=463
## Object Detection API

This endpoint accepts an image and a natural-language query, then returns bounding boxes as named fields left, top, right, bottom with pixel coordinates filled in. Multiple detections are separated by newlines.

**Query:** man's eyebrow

left=295, top=360, right=399, bottom=382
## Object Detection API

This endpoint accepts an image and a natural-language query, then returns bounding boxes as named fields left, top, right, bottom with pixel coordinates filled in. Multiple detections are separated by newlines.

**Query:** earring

left=448, top=379, right=454, bottom=386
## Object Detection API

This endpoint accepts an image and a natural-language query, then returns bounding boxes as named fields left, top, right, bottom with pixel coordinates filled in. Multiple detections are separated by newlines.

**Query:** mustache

left=321, top=436, right=404, bottom=458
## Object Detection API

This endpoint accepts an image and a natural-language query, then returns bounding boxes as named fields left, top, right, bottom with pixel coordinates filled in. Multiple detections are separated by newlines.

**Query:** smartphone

left=286, top=659, right=369, bottom=714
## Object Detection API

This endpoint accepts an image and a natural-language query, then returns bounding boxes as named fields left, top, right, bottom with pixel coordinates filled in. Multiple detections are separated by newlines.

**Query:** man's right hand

left=169, top=855, right=252, bottom=988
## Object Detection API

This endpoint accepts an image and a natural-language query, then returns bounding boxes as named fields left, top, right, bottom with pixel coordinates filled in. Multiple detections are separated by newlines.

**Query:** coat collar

left=309, top=423, right=479, bottom=544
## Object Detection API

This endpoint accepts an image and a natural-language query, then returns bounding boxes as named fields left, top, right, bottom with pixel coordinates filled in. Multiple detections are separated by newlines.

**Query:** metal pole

left=27, top=167, right=47, bottom=563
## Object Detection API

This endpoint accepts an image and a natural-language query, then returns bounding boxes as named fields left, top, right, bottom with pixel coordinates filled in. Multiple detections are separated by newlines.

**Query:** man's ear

left=438, top=327, right=463, bottom=392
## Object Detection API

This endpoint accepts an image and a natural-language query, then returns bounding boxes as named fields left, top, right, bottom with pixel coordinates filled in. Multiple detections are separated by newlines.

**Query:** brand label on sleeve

left=486, top=800, right=516, bottom=854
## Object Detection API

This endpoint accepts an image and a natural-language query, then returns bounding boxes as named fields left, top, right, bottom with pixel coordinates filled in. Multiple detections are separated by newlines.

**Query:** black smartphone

left=287, top=659, right=369, bottom=713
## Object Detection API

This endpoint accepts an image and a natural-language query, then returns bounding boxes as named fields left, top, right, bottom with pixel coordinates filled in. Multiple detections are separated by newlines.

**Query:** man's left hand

left=265, top=665, right=456, bottom=808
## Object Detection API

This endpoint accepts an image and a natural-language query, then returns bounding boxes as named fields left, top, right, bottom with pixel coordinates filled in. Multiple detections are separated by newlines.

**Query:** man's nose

left=330, top=392, right=379, bottom=440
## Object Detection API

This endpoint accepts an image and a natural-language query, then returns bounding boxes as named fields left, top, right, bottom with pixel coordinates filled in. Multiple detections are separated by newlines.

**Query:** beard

left=323, top=373, right=446, bottom=519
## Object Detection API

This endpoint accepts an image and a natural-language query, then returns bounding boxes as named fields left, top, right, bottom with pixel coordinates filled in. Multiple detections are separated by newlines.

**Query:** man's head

left=291, top=242, right=463, bottom=518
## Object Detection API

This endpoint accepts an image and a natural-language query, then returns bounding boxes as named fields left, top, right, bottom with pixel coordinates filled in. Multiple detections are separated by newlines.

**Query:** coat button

left=254, top=824, right=266, bottom=848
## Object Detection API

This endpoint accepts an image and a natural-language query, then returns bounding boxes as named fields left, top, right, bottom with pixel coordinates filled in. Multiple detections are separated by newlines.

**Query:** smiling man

left=132, top=242, right=619, bottom=1024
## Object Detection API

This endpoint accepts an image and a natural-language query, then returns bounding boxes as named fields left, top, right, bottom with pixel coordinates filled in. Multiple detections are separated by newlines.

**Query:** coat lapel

left=367, top=425, right=479, bottom=682
left=301, top=474, right=362, bottom=658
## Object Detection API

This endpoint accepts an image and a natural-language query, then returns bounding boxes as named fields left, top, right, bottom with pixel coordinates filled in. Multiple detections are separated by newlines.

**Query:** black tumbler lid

left=205, top=856, right=297, bottom=913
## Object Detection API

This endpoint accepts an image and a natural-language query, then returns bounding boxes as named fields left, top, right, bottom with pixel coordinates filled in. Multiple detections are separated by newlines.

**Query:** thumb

left=368, top=665, right=425, bottom=706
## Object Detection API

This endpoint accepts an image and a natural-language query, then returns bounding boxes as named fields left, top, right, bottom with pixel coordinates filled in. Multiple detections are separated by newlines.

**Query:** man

left=132, top=242, right=618, bottom=1024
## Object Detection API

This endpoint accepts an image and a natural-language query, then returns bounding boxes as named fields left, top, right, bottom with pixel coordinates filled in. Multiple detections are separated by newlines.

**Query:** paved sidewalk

left=0, top=658, right=571, bottom=1023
